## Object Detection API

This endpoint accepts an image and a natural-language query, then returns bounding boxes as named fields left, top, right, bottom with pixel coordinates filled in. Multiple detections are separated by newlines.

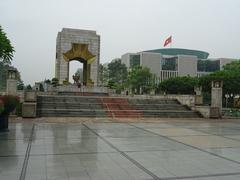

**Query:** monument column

left=210, top=80, right=223, bottom=118
left=194, top=86, right=203, bottom=105
left=6, top=69, right=18, bottom=96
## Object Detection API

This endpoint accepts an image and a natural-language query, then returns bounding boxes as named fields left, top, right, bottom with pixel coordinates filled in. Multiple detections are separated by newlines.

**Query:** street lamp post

left=225, top=94, right=230, bottom=108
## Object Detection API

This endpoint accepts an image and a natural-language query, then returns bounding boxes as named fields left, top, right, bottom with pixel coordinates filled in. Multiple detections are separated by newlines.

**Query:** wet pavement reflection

left=1, top=120, right=240, bottom=179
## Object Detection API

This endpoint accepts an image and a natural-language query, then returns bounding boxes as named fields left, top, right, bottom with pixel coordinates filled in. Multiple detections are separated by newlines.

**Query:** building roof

left=144, top=48, right=209, bottom=59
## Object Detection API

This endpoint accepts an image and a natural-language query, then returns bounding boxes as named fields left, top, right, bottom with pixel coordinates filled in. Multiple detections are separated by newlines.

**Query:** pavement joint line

left=82, top=123, right=161, bottom=180
left=28, top=148, right=194, bottom=157
left=166, top=123, right=240, bottom=141
left=181, top=125, right=240, bottom=144
left=19, top=123, right=35, bottom=180
left=28, top=151, right=119, bottom=156
left=128, top=123, right=240, bottom=165
left=160, top=172, right=240, bottom=180
left=0, top=154, right=25, bottom=158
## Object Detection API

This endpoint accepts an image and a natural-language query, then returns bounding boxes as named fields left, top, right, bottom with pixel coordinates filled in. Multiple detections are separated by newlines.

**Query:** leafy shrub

left=0, top=95, right=20, bottom=115
left=157, top=76, right=198, bottom=94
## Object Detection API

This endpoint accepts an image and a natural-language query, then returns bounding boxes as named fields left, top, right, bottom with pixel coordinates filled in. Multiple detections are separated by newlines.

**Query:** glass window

left=130, top=55, right=140, bottom=68
left=161, top=57, right=177, bottom=71
left=197, top=60, right=220, bottom=72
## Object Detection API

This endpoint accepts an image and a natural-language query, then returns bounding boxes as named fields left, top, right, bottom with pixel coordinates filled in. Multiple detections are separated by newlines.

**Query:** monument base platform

left=47, top=85, right=113, bottom=96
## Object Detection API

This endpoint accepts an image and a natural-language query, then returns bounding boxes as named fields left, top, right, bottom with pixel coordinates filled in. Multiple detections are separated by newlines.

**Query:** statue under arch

left=55, top=28, right=100, bottom=86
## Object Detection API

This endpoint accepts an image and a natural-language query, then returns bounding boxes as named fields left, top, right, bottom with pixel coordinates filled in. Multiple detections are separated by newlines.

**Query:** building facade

left=121, top=48, right=236, bottom=82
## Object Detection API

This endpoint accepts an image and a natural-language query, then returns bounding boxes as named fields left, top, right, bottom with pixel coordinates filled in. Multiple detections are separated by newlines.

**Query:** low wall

left=111, top=94, right=195, bottom=107
left=191, top=105, right=210, bottom=118
left=160, top=95, right=195, bottom=107
left=48, top=85, right=110, bottom=94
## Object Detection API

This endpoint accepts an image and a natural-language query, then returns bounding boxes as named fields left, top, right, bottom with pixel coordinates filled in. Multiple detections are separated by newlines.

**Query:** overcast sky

left=1, top=0, right=240, bottom=85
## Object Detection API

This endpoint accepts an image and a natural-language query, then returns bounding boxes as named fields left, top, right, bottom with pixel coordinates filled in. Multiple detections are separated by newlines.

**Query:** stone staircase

left=128, top=99, right=200, bottom=118
left=37, top=96, right=107, bottom=117
left=37, top=95, right=202, bottom=118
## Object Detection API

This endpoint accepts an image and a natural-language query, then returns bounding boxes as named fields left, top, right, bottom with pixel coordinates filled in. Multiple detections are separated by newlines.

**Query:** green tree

left=108, top=59, right=128, bottom=85
left=44, top=79, right=51, bottom=84
left=199, top=68, right=240, bottom=95
left=51, top=77, right=59, bottom=87
left=17, top=81, right=24, bottom=90
left=0, top=26, right=14, bottom=64
left=222, top=60, right=240, bottom=71
left=158, top=76, right=198, bottom=94
left=39, top=84, right=44, bottom=91
left=99, top=64, right=109, bottom=86
left=26, top=84, right=32, bottom=90
left=127, top=66, right=153, bottom=94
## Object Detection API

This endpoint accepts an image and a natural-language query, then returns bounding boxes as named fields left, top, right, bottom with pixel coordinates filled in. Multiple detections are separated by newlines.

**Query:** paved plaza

left=1, top=119, right=240, bottom=180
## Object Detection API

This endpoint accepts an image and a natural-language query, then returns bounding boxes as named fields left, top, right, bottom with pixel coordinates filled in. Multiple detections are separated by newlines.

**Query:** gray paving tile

left=2, top=121, right=240, bottom=180
left=204, top=147, right=240, bottom=162
left=0, top=139, right=28, bottom=156
left=0, top=156, right=24, bottom=180
left=187, top=175, right=240, bottom=180
left=130, top=123, right=176, bottom=129
left=105, top=136, right=191, bottom=152
left=34, top=123, right=96, bottom=139
left=170, top=135, right=240, bottom=148
left=226, top=135, right=240, bottom=140
left=126, top=150, right=240, bottom=179
left=145, top=127, right=208, bottom=136
left=25, top=153, right=152, bottom=180
left=190, top=127, right=240, bottom=135
left=85, top=123, right=135, bottom=130
left=30, top=137, right=117, bottom=155
left=0, top=123, right=32, bottom=140
left=95, top=127, right=158, bottom=138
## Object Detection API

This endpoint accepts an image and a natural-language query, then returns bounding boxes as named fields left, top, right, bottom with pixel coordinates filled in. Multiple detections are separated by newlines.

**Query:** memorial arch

left=55, top=28, right=100, bottom=86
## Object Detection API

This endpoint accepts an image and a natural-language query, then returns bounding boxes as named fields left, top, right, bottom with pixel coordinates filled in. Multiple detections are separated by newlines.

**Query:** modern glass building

left=121, top=48, right=236, bottom=82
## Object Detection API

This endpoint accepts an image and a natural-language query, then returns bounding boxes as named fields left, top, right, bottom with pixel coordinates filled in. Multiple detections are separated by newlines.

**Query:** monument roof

left=144, top=48, right=209, bottom=59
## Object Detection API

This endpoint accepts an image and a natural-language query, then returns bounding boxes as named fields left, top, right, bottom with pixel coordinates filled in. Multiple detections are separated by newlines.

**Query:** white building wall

left=121, top=53, right=131, bottom=68
left=140, top=52, right=161, bottom=77
left=120, top=51, right=237, bottom=83
left=177, top=55, right=197, bottom=77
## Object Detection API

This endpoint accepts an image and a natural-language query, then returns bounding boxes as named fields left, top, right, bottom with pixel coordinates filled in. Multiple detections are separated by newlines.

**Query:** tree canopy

left=199, top=60, right=240, bottom=95
left=99, top=64, right=108, bottom=86
left=158, top=76, right=198, bottom=94
left=127, top=66, right=153, bottom=94
left=222, top=60, right=240, bottom=72
left=0, top=26, right=14, bottom=64
left=108, top=59, right=128, bottom=84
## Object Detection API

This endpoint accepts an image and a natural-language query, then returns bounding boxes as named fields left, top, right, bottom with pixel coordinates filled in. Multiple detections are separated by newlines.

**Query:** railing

left=159, top=70, right=178, bottom=82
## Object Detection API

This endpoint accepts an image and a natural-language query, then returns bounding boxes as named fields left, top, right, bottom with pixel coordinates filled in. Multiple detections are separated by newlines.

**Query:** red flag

left=164, top=36, right=172, bottom=47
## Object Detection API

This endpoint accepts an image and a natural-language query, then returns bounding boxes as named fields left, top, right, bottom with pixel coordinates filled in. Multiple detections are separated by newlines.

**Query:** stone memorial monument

left=55, top=28, right=100, bottom=86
